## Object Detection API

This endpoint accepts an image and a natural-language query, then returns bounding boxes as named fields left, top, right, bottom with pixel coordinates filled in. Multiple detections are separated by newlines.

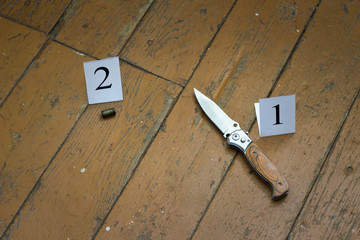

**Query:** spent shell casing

left=101, top=108, right=116, bottom=118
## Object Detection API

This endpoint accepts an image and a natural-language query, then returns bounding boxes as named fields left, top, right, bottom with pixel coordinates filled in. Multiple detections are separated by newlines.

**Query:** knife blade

left=194, top=88, right=289, bottom=200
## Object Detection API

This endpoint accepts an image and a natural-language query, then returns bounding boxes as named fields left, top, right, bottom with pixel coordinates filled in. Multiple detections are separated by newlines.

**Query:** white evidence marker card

left=254, top=95, right=296, bottom=137
left=83, top=57, right=123, bottom=104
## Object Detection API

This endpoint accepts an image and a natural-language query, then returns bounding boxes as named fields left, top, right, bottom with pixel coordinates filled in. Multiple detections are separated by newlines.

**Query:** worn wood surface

left=120, top=0, right=236, bottom=86
left=0, top=41, right=90, bottom=236
left=95, top=0, right=318, bottom=239
left=2, top=62, right=181, bottom=239
left=0, top=17, right=47, bottom=105
left=193, top=0, right=360, bottom=239
left=0, top=0, right=72, bottom=33
left=56, top=0, right=153, bottom=59
left=1, top=0, right=359, bottom=239
left=289, top=95, right=360, bottom=240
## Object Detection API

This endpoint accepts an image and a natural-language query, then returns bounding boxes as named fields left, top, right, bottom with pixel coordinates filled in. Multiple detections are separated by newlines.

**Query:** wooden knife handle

left=244, top=142, right=289, bottom=200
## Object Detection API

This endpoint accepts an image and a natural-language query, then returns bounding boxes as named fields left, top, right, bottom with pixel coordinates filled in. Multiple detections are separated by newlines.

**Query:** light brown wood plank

left=193, top=0, right=360, bottom=239
left=2, top=63, right=182, bottom=239
left=0, top=17, right=47, bottom=105
left=0, top=41, right=90, bottom=235
left=0, top=0, right=71, bottom=33
left=93, top=0, right=317, bottom=239
left=120, top=0, right=235, bottom=86
left=289, top=94, right=360, bottom=239
left=56, top=0, right=153, bottom=59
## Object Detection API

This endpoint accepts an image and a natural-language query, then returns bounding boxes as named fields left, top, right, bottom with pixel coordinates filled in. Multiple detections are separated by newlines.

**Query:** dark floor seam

left=286, top=87, right=359, bottom=240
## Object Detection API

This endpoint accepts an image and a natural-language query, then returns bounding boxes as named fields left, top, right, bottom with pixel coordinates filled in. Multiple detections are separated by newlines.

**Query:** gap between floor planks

left=2, top=0, right=356, bottom=239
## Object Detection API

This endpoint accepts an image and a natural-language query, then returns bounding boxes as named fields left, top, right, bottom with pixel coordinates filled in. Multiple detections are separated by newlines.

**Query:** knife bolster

left=227, top=130, right=252, bottom=153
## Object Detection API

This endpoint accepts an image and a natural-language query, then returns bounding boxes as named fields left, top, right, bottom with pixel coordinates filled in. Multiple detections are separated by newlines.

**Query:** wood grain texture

left=1, top=0, right=358, bottom=239
left=0, top=17, right=47, bottom=105
left=193, top=0, right=360, bottom=239
left=56, top=0, right=153, bottom=59
left=0, top=0, right=71, bottom=33
left=94, top=0, right=316, bottom=239
left=120, top=0, right=235, bottom=86
left=0, top=41, right=90, bottom=235
left=2, top=63, right=182, bottom=240
left=289, top=95, right=360, bottom=239
left=245, top=142, right=289, bottom=200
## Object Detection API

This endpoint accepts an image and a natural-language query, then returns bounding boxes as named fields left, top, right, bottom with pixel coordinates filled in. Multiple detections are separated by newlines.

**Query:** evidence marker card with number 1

left=254, top=95, right=296, bottom=137
left=83, top=57, right=123, bottom=104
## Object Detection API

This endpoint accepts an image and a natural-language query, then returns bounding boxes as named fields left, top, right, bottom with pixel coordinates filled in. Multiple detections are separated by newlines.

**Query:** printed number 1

left=272, top=104, right=283, bottom=125
left=95, top=66, right=112, bottom=90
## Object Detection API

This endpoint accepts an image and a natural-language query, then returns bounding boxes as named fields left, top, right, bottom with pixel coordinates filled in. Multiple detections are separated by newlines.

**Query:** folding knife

left=194, top=88, right=289, bottom=200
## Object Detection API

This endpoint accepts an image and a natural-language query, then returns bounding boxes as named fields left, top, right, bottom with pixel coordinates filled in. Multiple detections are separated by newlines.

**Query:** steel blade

left=194, top=88, right=241, bottom=137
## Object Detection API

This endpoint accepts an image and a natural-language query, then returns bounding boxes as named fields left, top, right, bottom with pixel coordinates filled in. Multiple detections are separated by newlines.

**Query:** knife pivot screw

left=232, top=133, right=240, bottom=141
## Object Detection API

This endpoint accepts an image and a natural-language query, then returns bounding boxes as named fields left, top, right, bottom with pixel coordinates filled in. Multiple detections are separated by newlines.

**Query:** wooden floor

left=0, top=0, right=359, bottom=239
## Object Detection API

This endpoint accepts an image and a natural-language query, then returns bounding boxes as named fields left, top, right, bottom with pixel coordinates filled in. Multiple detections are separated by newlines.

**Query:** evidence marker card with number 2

left=83, top=57, right=123, bottom=105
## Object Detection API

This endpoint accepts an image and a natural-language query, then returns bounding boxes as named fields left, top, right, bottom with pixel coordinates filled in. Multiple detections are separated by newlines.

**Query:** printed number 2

left=94, top=67, right=112, bottom=90
left=272, top=104, right=283, bottom=125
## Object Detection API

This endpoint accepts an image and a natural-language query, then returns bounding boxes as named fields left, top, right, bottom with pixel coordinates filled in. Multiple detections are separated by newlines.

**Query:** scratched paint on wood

left=0, top=17, right=47, bottom=105
left=0, top=0, right=72, bottom=32
left=56, top=0, right=153, bottom=58
left=0, top=0, right=359, bottom=239
left=2, top=62, right=182, bottom=239
left=193, top=0, right=360, bottom=239
left=289, top=95, right=360, bottom=239
left=120, top=0, right=235, bottom=86
left=94, top=0, right=317, bottom=239
left=0, top=41, right=90, bottom=236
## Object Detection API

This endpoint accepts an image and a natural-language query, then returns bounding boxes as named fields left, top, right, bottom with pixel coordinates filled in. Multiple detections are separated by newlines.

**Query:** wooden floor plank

left=93, top=0, right=317, bottom=239
left=120, top=0, right=235, bottom=86
left=0, top=41, right=90, bottom=235
left=0, top=17, right=47, bottom=105
left=289, top=94, right=360, bottom=239
left=56, top=0, right=153, bottom=59
left=192, top=0, right=360, bottom=239
left=1, top=1, right=358, bottom=239
left=0, top=0, right=71, bottom=33
left=2, top=63, right=182, bottom=239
